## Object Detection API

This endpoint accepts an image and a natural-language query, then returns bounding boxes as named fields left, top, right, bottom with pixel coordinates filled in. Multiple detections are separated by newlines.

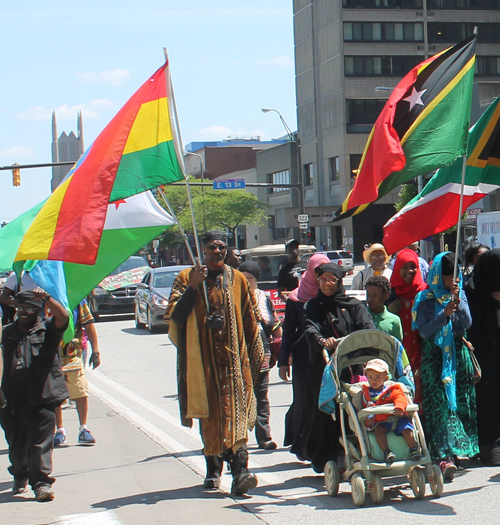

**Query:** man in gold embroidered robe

left=165, top=232, right=263, bottom=495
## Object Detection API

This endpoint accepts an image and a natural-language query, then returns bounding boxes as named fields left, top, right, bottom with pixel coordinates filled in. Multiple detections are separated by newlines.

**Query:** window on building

left=344, top=22, right=424, bottom=42
left=303, top=163, right=314, bottom=187
left=345, top=56, right=421, bottom=76
left=347, top=99, right=387, bottom=126
left=427, top=0, right=497, bottom=8
left=329, top=157, right=340, bottom=182
left=350, top=154, right=363, bottom=186
left=428, top=23, right=500, bottom=44
left=343, top=0, right=422, bottom=6
left=268, top=170, right=291, bottom=193
left=476, top=57, right=500, bottom=76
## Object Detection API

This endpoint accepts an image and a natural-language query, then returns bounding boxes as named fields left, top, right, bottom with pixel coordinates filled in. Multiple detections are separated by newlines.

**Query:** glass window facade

left=268, top=170, right=291, bottom=193
left=347, top=99, right=387, bottom=125
left=344, top=22, right=424, bottom=42
left=343, top=0, right=422, bottom=7
left=345, top=56, right=421, bottom=76
left=329, top=157, right=341, bottom=182
left=428, top=23, right=500, bottom=44
left=304, top=163, right=314, bottom=187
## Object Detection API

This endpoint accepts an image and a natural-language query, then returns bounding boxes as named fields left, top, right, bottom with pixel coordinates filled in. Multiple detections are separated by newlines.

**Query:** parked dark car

left=134, top=265, right=191, bottom=333
left=88, top=256, right=149, bottom=320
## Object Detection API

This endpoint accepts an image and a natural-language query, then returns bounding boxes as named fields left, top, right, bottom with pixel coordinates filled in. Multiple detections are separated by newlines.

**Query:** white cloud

left=193, top=125, right=234, bottom=141
left=76, top=68, right=131, bottom=87
left=257, top=56, right=293, bottom=67
left=17, top=99, right=115, bottom=122
left=0, top=145, right=37, bottom=160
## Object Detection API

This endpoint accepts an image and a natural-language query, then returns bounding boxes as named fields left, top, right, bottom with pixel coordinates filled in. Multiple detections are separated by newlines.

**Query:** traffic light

left=12, top=163, right=20, bottom=186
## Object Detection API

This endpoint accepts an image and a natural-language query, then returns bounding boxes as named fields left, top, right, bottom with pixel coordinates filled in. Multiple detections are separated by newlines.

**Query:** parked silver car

left=134, top=265, right=190, bottom=333
left=301, top=250, right=354, bottom=275
left=324, top=250, right=354, bottom=275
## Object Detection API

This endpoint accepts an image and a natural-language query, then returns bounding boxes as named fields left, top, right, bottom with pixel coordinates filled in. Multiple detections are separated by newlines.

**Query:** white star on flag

left=403, top=87, right=427, bottom=110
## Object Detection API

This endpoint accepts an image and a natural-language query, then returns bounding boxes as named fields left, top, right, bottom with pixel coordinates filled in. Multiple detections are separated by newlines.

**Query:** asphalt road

left=76, top=312, right=500, bottom=524
left=2, top=268, right=500, bottom=523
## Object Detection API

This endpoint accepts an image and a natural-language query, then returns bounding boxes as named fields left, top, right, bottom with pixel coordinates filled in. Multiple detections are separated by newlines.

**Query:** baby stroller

left=318, top=329, right=444, bottom=506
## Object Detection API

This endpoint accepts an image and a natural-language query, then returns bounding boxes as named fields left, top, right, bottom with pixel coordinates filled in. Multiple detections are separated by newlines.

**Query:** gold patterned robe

left=165, top=265, right=264, bottom=455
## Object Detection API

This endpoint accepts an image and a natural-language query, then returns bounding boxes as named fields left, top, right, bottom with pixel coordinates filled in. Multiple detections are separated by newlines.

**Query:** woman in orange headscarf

left=389, top=248, right=428, bottom=405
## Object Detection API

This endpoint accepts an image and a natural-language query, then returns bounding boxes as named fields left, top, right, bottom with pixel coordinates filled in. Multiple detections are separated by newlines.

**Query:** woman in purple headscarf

left=278, top=253, right=330, bottom=460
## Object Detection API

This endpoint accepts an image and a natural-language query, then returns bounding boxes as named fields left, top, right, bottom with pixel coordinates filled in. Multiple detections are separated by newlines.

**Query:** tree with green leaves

left=157, top=180, right=268, bottom=244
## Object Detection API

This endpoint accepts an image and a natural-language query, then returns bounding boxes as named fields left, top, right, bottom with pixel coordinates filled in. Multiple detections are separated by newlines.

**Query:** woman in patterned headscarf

left=412, top=252, right=479, bottom=481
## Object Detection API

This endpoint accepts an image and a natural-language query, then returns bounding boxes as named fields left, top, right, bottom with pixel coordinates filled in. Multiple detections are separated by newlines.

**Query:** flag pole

left=163, top=48, right=204, bottom=267
left=157, top=187, right=197, bottom=264
left=453, top=155, right=468, bottom=282
left=453, top=27, right=477, bottom=284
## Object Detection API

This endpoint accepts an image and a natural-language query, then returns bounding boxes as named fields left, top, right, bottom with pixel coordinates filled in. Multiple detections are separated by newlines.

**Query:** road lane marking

left=88, top=369, right=199, bottom=440
left=58, top=510, right=121, bottom=524
left=88, top=373, right=282, bottom=489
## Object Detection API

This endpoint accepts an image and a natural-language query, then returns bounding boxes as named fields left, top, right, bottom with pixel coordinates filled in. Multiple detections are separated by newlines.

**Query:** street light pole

left=184, top=150, right=207, bottom=232
left=261, top=108, right=305, bottom=223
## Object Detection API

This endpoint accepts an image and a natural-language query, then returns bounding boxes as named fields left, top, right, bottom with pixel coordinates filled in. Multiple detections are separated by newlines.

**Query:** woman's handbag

left=462, top=336, right=481, bottom=384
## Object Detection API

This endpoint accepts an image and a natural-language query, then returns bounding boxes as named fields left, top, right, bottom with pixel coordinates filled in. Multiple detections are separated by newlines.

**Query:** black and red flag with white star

left=333, top=33, right=477, bottom=222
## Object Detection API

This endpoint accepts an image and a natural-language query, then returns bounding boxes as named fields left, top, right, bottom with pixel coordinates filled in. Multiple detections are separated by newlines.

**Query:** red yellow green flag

left=15, top=60, right=184, bottom=265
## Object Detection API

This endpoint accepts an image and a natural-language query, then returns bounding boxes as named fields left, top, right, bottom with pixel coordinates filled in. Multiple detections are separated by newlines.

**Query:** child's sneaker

left=53, top=429, right=67, bottom=447
left=410, top=448, right=422, bottom=461
left=384, top=450, right=396, bottom=464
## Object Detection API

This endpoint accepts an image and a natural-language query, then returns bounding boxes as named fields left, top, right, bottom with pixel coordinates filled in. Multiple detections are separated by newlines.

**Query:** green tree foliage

left=394, top=183, right=418, bottom=213
left=157, top=180, right=268, bottom=241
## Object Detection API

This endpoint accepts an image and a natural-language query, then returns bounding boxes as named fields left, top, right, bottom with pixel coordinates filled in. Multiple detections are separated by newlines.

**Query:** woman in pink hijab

left=278, top=253, right=330, bottom=460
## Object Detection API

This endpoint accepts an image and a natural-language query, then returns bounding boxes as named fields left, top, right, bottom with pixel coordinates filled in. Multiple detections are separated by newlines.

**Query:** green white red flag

left=383, top=96, right=500, bottom=255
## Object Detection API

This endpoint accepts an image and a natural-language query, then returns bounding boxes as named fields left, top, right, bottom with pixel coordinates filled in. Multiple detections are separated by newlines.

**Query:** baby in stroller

left=362, top=358, right=422, bottom=463
left=319, top=329, right=444, bottom=506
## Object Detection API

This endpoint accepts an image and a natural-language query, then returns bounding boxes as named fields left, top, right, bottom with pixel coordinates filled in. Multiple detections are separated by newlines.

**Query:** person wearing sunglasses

left=0, top=289, right=69, bottom=502
left=303, top=263, right=374, bottom=473
left=165, top=231, right=264, bottom=496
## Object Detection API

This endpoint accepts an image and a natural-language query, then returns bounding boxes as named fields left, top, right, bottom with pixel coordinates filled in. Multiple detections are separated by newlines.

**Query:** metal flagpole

left=161, top=49, right=211, bottom=313
left=453, top=155, right=468, bottom=283
left=157, top=186, right=196, bottom=263
left=163, top=48, right=204, bottom=267
left=157, top=187, right=211, bottom=310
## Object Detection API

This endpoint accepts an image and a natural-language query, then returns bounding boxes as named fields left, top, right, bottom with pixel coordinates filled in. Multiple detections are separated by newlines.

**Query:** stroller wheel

left=429, top=464, right=444, bottom=497
left=410, top=467, right=426, bottom=499
left=351, top=473, right=366, bottom=507
left=324, top=460, right=340, bottom=497
left=369, top=473, right=384, bottom=504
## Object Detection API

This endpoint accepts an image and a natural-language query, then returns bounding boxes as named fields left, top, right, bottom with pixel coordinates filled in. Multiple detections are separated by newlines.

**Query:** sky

left=0, top=1, right=297, bottom=223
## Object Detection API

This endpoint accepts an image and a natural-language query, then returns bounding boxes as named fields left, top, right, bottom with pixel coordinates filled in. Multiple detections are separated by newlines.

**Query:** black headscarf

left=466, top=248, right=500, bottom=330
left=239, top=261, right=260, bottom=281
left=316, top=263, right=359, bottom=307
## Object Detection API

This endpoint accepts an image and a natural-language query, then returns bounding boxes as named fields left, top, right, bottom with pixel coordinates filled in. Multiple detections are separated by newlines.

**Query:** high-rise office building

left=290, top=0, right=500, bottom=256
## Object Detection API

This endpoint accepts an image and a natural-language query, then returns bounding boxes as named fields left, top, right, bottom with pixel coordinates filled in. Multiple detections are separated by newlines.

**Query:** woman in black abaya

left=465, top=248, right=500, bottom=465
left=303, top=263, right=374, bottom=472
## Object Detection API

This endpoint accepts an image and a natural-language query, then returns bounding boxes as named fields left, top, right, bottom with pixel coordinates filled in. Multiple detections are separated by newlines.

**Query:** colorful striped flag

left=333, top=34, right=476, bottom=222
left=14, top=60, right=184, bottom=266
left=0, top=191, right=175, bottom=311
left=383, top=97, right=500, bottom=255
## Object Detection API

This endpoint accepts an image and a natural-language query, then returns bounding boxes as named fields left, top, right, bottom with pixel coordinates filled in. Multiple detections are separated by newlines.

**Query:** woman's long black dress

left=303, top=290, right=374, bottom=472
left=277, top=298, right=309, bottom=459
left=465, top=248, right=500, bottom=465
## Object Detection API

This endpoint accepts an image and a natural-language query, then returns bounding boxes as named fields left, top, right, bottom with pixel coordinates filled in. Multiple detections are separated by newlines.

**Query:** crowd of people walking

left=2, top=232, right=499, bottom=503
